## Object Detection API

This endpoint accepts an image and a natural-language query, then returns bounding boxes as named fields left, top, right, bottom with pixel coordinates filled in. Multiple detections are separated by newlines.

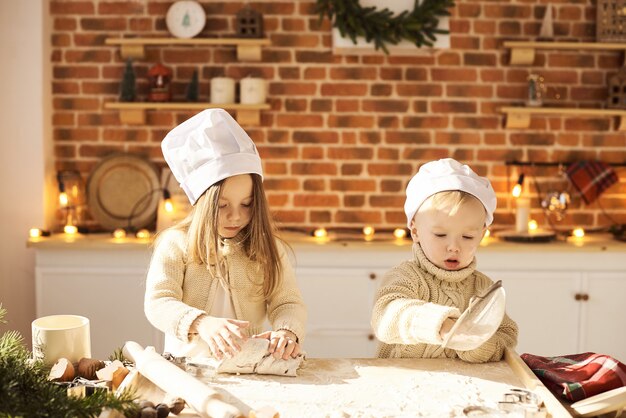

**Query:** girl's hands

left=253, top=329, right=301, bottom=360
left=196, top=316, right=249, bottom=360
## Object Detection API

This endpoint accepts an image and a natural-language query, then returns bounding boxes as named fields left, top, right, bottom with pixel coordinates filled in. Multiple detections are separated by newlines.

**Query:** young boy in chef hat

left=371, top=158, right=518, bottom=362
left=145, top=109, right=307, bottom=361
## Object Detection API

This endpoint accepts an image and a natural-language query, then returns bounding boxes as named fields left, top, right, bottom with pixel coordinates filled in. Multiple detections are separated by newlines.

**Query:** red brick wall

left=50, top=0, right=626, bottom=233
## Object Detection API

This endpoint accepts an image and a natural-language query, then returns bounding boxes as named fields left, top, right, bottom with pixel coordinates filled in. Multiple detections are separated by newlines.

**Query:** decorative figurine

left=119, top=59, right=136, bottom=102
left=186, top=69, right=200, bottom=102
left=235, top=5, right=264, bottom=38
left=148, top=63, right=173, bottom=102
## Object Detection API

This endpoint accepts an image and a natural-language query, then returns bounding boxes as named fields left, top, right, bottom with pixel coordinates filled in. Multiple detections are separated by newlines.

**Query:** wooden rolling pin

left=123, top=341, right=243, bottom=418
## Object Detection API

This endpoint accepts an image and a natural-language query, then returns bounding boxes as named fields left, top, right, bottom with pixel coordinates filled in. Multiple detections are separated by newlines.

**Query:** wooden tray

left=497, top=229, right=557, bottom=243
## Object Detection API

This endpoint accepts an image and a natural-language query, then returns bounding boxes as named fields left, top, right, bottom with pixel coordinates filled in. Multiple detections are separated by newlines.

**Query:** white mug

left=32, top=314, right=91, bottom=366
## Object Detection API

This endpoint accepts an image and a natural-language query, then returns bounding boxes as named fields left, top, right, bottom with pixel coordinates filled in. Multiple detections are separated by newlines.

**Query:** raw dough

left=210, top=338, right=305, bottom=376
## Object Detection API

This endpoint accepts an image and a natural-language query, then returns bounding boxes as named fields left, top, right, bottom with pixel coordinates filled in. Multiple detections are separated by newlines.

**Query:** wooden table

left=132, top=348, right=573, bottom=417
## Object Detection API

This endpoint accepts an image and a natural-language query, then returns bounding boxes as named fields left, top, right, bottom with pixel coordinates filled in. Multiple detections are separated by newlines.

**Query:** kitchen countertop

left=130, top=348, right=572, bottom=418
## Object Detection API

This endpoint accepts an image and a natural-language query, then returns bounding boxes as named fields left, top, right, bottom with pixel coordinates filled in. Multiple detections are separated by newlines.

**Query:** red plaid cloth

left=566, top=160, right=618, bottom=204
left=521, top=352, right=626, bottom=402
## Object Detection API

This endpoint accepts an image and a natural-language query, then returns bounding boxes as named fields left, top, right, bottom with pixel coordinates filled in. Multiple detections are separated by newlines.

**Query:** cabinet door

left=483, top=270, right=582, bottom=357
left=35, top=267, right=163, bottom=359
left=296, top=267, right=383, bottom=358
left=581, top=273, right=626, bottom=362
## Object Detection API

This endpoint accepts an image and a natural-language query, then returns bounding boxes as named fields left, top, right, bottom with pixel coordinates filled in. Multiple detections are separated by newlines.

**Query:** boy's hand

left=253, top=330, right=301, bottom=360
left=439, top=317, right=456, bottom=340
left=196, top=316, right=249, bottom=360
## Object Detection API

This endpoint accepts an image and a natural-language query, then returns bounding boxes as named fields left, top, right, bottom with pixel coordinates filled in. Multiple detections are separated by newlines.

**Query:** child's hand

left=253, top=330, right=301, bottom=360
left=196, top=316, right=249, bottom=360
left=439, top=317, right=456, bottom=340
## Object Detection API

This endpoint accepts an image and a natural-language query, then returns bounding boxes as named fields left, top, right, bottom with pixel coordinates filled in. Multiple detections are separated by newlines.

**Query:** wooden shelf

left=104, top=102, right=270, bottom=126
left=105, top=37, right=270, bottom=61
left=503, top=41, right=626, bottom=65
left=500, top=106, right=626, bottom=130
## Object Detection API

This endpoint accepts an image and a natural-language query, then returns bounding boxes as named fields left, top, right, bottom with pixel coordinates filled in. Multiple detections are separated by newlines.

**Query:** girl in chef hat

left=145, top=109, right=306, bottom=361
left=371, top=158, right=518, bottom=362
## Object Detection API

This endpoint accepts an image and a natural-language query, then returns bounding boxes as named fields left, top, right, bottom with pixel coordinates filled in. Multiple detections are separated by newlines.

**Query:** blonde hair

left=421, top=190, right=486, bottom=221
left=168, top=174, right=282, bottom=299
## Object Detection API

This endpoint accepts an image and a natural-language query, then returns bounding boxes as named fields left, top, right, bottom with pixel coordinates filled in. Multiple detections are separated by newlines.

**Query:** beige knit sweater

left=371, top=243, right=518, bottom=363
left=144, top=229, right=307, bottom=348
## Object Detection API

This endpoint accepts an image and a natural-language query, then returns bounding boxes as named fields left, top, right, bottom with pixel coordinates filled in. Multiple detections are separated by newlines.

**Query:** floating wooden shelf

left=105, top=37, right=271, bottom=61
left=500, top=106, right=626, bottom=130
left=503, top=41, right=626, bottom=65
left=104, top=102, right=270, bottom=126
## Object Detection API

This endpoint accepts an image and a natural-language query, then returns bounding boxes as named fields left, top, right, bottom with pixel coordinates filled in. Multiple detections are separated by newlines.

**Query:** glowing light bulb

left=136, top=229, right=151, bottom=239
left=363, top=226, right=375, bottom=237
left=64, top=225, right=78, bottom=235
left=393, top=228, right=407, bottom=239
left=484, top=229, right=491, bottom=238
left=511, top=184, right=522, bottom=198
left=528, top=220, right=538, bottom=231
left=29, top=228, right=42, bottom=238
left=164, top=199, right=174, bottom=213
left=59, top=192, right=69, bottom=207
left=313, top=228, right=328, bottom=238
left=112, top=228, right=127, bottom=239
left=573, top=227, right=585, bottom=238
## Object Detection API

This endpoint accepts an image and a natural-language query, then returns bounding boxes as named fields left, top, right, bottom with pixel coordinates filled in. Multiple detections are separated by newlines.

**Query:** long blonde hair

left=171, top=174, right=282, bottom=299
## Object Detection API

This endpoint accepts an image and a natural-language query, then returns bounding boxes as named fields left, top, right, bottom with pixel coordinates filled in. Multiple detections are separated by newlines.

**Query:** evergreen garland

left=0, top=305, right=138, bottom=417
left=316, top=0, right=455, bottom=54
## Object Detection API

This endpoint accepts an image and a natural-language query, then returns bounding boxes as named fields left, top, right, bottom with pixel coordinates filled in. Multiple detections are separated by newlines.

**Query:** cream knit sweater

left=144, top=229, right=307, bottom=348
left=371, top=243, right=518, bottom=363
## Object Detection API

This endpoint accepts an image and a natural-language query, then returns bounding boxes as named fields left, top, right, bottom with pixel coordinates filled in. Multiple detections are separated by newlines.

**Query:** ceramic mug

left=32, top=314, right=91, bottom=366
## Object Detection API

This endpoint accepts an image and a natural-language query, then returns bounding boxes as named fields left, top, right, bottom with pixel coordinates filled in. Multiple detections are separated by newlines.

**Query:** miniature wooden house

left=235, top=6, right=264, bottom=38
left=607, top=67, right=626, bottom=109
left=597, top=0, right=626, bottom=42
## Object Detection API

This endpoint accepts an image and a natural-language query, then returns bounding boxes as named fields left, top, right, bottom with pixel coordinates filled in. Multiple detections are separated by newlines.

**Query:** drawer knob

left=368, top=333, right=375, bottom=341
left=369, top=273, right=377, bottom=280
left=575, top=293, right=590, bottom=301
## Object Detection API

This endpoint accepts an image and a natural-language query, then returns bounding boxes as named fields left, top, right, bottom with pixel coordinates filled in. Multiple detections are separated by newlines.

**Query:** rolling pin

left=123, top=341, right=243, bottom=418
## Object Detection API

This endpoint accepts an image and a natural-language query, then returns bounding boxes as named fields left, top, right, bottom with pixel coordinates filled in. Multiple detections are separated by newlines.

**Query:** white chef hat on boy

left=161, top=108, right=263, bottom=205
left=404, top=158, right=497, bottom=228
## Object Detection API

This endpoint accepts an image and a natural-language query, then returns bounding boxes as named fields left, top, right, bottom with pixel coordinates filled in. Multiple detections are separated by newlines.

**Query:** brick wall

left=50, top=0, right=626, bottom=233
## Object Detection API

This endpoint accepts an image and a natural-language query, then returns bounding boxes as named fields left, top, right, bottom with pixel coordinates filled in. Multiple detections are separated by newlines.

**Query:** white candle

left=515, top=197, right=530, bottom=233
left=210, top=77, right=235, bottom=104
left=239, top=77, right=267, bottom=104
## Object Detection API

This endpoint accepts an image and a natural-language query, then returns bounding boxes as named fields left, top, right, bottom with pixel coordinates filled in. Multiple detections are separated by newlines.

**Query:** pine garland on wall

left=316, top=0, right=455, bottom=54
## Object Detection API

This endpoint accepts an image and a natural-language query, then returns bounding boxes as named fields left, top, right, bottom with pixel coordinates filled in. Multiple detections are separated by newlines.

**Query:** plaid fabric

left=566, top=160, right=618, bottom=204
left=521, top=352, right=626, bottom=402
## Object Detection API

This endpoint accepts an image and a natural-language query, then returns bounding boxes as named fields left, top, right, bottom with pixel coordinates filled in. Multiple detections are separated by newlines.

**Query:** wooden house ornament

left=608, top=67, right=626, bottom=109
left=597, top=0, right=626, bottom=42
left=236, top=6, right=264, bottom=38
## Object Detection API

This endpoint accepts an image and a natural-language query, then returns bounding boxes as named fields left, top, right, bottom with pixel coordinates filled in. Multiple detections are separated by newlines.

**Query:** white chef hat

left=161, top=108, right=263, bottom=205
left=404, top=158, right=497, bottom=227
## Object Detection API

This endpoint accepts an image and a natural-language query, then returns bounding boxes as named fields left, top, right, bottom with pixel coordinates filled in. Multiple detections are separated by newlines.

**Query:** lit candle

left=210, top=77, right=235, bottom=104
left=393, top=228, right=407, bottom=239
left=240, top=77, right=267, bottom=104
left=112, top=228, right=127, bottom=239
left=29, top=228, right=42, bottom=238
left=363, top=226, right=375, bottom=241
left=313, top=228, right=328, bottom=239
left=164, top=199, right=174, bottom=213
left=515, top=197, right=530, bottom=233
left=573, top=227, right=585, bottom=238
left=528, top=219, right=538, bottom=232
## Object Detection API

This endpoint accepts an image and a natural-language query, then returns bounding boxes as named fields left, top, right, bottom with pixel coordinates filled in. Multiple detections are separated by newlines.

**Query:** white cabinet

left=31, top=240, right=164, bottom=359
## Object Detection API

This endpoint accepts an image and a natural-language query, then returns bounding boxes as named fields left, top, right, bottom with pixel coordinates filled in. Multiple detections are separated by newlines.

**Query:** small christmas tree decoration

left=538, top=4, right=554, bottom=39
left=186, top=69, right=200, bottom=102
left=148, top=63, right=173, bottom=102
left=119, top=59, right=136, bottom=102
left=235, top=5, right=264, bottom=38
left=607, top=67, right=626, bottom=109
